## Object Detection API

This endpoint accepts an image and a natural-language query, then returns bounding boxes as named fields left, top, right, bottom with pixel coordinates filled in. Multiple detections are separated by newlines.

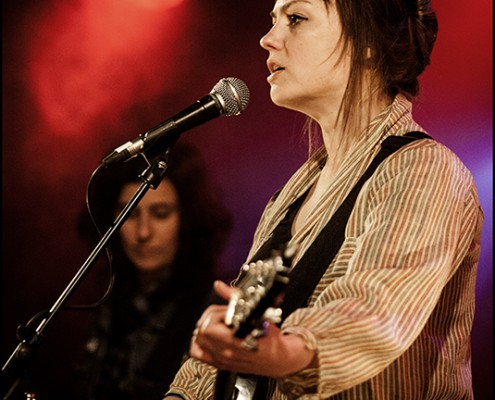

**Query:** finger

left=194, top=320, right=236, bottom=357
left=190, top=326, right=232, bottom=367
left=195, top=305, right=227, bottom=331
left=190, top=337, right=214, bottom=365
left=199, top=314, right=212, bottom=334
left=192, top=335, right=260, bottom=373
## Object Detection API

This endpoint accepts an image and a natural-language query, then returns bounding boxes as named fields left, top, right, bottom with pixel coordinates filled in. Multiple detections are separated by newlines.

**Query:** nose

left=135, top=215, right=152, bottom=241
left=260, top=25, right=280, bottom=51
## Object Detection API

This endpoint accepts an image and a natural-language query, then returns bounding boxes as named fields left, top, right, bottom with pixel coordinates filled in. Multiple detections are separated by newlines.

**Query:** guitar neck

left=212, top=245, right=293, bottom=400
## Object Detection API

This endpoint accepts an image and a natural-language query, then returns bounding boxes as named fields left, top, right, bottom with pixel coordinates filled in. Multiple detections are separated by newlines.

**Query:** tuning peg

left=263, top=307, right=283, bottom=324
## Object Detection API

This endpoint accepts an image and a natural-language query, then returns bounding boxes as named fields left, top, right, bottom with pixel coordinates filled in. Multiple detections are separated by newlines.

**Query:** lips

left=267, top=60, right=285, bottom=74
left=131, top=246, right=158, bottom=258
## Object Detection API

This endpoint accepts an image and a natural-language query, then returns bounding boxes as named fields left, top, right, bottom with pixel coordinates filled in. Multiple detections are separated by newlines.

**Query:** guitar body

left=214, top=370, right=239, bottom=400
left=213, top=245, right=294, bottom=400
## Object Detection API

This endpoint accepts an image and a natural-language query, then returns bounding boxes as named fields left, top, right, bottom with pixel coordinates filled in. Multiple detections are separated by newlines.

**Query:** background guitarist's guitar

left=213, top=245, right=295, bottom=400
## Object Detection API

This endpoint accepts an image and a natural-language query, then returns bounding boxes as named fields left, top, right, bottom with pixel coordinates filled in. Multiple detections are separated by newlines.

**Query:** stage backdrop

left=2, top=0, right=492, bottom=398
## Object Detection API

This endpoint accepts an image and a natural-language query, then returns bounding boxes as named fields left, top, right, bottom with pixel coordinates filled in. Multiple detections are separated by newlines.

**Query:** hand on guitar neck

left=188, top=247, right=317, bottom=399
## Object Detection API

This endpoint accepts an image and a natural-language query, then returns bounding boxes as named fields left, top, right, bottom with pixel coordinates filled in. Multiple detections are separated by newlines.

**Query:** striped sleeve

left=165, top=357, right=217, bottom=399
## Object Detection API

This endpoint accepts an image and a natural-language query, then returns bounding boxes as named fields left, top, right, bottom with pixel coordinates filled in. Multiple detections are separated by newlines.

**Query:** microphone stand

left=1, top=149, right=173, bottom=399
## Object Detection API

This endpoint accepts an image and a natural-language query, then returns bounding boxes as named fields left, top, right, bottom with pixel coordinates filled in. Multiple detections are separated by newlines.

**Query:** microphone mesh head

left=211, top=77, right=250, bottom=116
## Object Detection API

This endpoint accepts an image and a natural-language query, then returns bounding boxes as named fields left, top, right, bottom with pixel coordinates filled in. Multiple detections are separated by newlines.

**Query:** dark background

left=2, top=0, right=492, bottom=398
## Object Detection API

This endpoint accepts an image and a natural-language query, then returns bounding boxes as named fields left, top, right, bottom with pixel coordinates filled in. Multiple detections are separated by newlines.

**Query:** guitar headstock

left=224, top=244, right=295, bottom=339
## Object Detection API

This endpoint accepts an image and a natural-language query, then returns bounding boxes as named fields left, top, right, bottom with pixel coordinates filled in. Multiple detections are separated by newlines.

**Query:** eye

left=151, top=205, right=178, bottom=219
left=126, top=209, right=139, bottom=220
left=287, top=13, right=307, bottom=26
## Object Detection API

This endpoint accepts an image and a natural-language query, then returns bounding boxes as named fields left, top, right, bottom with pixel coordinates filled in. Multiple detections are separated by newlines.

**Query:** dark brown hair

left=307, top=0, right=438, bottom=149
left=335, top=0, right=438, bottom=98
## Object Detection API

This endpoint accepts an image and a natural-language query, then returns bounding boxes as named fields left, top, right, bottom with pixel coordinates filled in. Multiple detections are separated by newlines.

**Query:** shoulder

left=391, top=136, right=474, bottom=182
left=373, top=136, right=479, bottom=204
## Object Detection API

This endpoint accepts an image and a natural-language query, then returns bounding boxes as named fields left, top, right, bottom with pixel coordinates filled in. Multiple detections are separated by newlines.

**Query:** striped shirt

left=165, top=95, right=484, bottom=399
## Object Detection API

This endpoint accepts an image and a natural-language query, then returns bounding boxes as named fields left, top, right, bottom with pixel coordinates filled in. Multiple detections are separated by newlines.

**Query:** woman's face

left=260, top=0, right=351, bottom=119
left=117, top=179, right=180, bottom=272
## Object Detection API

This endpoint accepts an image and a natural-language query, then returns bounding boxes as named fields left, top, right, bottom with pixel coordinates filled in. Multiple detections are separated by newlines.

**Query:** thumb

left=213, top=280, right=235, bottom=301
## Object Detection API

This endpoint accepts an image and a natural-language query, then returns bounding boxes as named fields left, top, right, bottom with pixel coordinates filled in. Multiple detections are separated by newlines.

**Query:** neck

left=137, top=267, right=171, bottom=290
left=319, top=91, right=393, bottom=169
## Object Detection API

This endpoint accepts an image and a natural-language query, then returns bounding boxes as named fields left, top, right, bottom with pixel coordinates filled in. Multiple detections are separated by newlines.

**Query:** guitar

left=213, top=244, right=295, bottom=400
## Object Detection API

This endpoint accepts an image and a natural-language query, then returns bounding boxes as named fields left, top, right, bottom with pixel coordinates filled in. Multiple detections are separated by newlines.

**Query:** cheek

left=156, top=217, right=181, bottom=248
left=119, top=223, right=135, bottom=245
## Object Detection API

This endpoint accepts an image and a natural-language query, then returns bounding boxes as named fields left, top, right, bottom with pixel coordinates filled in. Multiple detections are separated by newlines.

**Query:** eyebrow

left=270, top=0, right=311, bottom=19
left=117, top=200, right=177, bottom=210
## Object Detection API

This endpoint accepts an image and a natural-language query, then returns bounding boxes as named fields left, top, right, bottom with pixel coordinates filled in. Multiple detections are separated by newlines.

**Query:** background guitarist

left=72, top=142, right=233, bottom=400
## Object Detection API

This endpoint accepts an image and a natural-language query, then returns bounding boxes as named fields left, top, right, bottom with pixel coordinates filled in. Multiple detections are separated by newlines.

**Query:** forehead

left=271, top=0, right=323, bottom=14
left=273, top=0, right=308, bottom=9
left=119, top=179, right=178, bottom=205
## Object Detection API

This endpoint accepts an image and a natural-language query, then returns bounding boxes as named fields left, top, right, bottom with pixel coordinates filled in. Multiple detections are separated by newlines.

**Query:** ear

left=365, top=47, right=372, bottom=59
left=363, top=47, right=374, bottom=69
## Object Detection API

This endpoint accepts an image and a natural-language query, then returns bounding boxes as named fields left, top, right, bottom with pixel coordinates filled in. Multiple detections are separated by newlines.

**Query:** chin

left=270, top=87, right=301, bottom=112
left=271, top=97, right=299, bottom=113
left=134, top=262, right=164, bottom=272
left=270, top=91, right=289, bottom=108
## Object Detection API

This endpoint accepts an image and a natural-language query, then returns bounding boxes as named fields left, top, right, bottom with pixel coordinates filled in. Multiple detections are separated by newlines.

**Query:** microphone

left=102, top=77, right=250, bottom=165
